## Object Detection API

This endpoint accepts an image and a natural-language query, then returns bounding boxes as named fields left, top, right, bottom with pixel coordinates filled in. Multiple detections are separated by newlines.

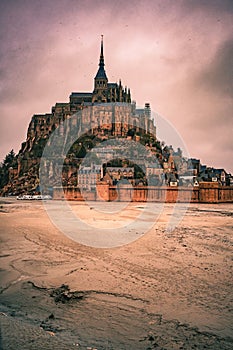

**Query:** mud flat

left=0, top=198, right=232, bottom=349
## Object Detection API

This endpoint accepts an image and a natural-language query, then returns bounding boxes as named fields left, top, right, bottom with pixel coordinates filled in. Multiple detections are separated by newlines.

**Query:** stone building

left=2, top=38, right=233, bottom=200
left=21, top=36, right=156, bottom=157
left=78, top=164, right=102, bottom=191
left=105, top=167, right=134, bottom=184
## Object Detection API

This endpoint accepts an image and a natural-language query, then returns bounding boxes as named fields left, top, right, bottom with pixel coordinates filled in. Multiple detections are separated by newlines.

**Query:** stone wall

left=217, top=186, right=233, bottom=202
left=106, top=186, right=199, bottom=203
left=53, top=183, right=233, bottom=203
left=53, top=186, right=96, bottom=201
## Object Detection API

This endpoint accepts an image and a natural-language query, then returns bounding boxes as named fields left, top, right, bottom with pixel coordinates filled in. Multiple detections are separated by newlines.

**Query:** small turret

left=145, top=103, right=151, bottom=118
left=128, top=88, right=131, bottom=103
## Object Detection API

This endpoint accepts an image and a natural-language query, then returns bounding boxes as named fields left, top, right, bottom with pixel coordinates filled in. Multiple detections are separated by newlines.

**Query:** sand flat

left=0, top=198, right=232, bottom=349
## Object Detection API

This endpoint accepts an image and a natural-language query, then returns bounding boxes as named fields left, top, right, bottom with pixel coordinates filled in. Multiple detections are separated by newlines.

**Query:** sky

left=0, top=0, right=233, bottom=172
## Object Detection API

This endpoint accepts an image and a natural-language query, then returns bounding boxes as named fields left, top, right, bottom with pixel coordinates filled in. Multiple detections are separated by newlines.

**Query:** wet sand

left=0, top=198, right=232, bottom=349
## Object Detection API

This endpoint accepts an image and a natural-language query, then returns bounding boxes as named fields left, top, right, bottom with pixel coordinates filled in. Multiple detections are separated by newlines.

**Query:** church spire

left=92, top=35, right=108, bottom=103
left=99, top=34, right=104, bottom=67
left=94, top=35, right=108, bottom=80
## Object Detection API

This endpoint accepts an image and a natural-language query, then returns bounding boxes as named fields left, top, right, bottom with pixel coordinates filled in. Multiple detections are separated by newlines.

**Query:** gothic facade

left=21, top=37, right=156, bottom=155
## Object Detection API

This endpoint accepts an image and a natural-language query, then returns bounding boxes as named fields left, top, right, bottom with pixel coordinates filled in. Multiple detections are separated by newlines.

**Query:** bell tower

left=92, top=35, right=108, bottom=103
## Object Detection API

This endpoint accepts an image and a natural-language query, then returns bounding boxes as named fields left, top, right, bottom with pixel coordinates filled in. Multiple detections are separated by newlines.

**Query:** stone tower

left=92, top=35, right=108, bottom=103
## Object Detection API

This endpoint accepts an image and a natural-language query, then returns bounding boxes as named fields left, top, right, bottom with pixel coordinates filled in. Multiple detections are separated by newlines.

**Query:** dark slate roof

left=108, top=83, right=118, bottom=88
left=70, top=92, right=92, bottom=97
left=213, top=168, right=226, bottom=174
left=95, top=66, right=108, bottom=80
left=54, top=103, right=69, bottom=107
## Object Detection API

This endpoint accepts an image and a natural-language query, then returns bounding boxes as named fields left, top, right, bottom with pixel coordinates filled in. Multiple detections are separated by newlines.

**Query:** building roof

left=106, top=167, right=134, bottom=172
left=70, top=92, right=92, bottom=97
left=95, top=35, right=108, bottom=80
left=107, top=83, right=118, bottom=88
left=95, top=66, right=108, bottom=80
left=55, top=102, right=69, bottom=106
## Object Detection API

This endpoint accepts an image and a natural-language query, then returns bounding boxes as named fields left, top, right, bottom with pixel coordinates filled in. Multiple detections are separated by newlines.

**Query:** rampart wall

left=53, top=182, right=233, bottom=203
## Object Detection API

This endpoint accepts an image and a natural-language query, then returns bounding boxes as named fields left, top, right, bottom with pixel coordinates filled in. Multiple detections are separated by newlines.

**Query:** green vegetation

left=0, top=150, right=17, bottom=189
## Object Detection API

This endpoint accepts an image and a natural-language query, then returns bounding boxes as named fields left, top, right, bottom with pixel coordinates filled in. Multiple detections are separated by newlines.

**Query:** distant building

left=145, top=163, right=163, bottom=177
left=21, top=36, right=156, bottom=158
left=178, top=175, right=196, bottom=186
left=197, top=167, right=228, bottom=185
left=188, top=158, right=201, bottom=175
left=78, top=164, right=102, bottom=191
left=106, top=167, right=134, bottom=183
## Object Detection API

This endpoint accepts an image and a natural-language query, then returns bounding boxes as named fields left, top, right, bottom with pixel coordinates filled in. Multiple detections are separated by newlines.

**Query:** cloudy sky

left=0, top=0, right=232, bottom=172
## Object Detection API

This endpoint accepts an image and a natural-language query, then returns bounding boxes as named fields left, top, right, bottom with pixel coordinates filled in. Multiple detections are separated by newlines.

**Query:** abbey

left=72, top=35, right=131, bottom=105
left=2, top=38, right=232, bottom=199
left=23, top=36, right=156, bottom=154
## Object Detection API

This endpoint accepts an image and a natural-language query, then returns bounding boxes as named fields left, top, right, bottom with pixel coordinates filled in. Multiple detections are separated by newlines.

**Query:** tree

left=3, top=149, right=16, bottom=166
left=0, top=150, right=17, bottom=189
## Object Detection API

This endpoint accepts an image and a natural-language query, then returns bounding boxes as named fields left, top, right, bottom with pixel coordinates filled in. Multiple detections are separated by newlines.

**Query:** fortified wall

left=53, top=182, right=233, bottom=203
